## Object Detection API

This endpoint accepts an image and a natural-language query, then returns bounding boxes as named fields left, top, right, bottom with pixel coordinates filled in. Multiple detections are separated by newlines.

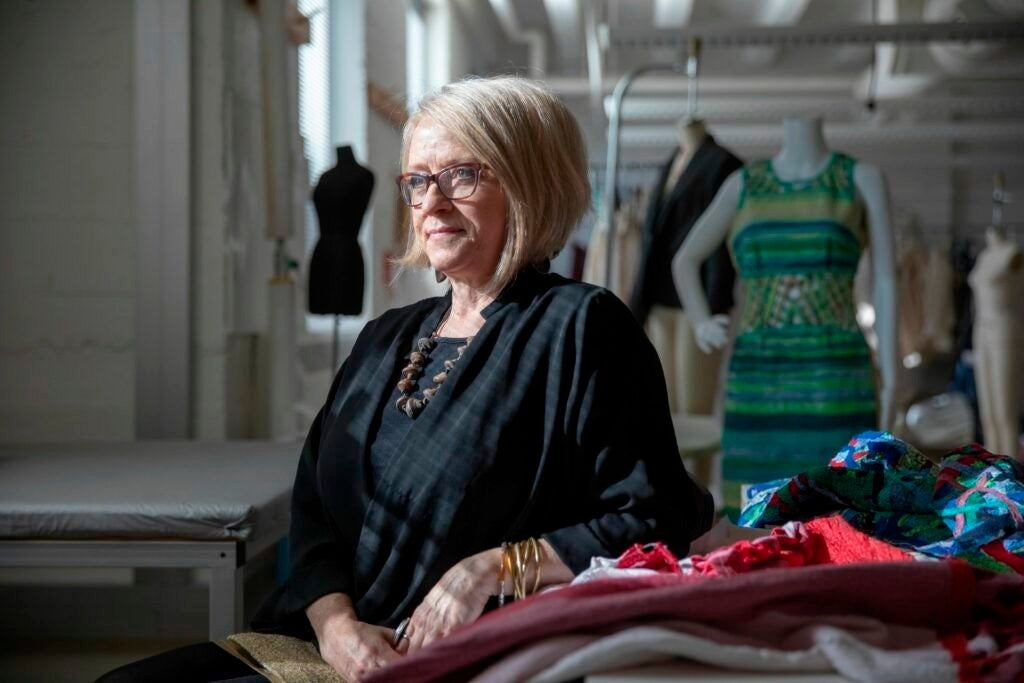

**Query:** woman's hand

left=405, top=548, right=500, bottom=653
left=306, top=592, right=404, bottom=681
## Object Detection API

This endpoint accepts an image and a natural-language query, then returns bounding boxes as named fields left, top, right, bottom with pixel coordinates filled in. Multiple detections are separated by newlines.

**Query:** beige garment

left=968, top=240, right=1024, bottom=459
left=645, top=305, right=723, bottom=416
left=218, top=632, right=344, bottom=683
left=921, top=245, right=955, bottom=355
left=582, top=191, right=644, bottom=303
left=898, top=243, right=929, bottom=358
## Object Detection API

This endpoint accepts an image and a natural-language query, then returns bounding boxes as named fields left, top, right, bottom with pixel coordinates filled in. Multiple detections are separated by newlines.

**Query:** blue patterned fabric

left=739, top=431, right=1024, bottom=573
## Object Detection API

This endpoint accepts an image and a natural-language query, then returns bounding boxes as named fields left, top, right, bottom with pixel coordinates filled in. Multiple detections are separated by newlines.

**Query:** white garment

left=523, top=624, right=956, bottom=683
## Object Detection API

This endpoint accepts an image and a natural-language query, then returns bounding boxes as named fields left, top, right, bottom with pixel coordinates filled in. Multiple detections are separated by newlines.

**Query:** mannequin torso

left=312, top=146, right=375, bottom=238
left=663, top=119, right=708, bottom=193
left=308, top=145, right=375, bottom=316
left=629, top=120, right=743, bottom=420
left=969, top=229, right=1024, bottom=322
left=671, top=116, right=898, bottom=431
left=969, top=228, right=1023, bottom=458
left=670, top=116, right=900, bottom=513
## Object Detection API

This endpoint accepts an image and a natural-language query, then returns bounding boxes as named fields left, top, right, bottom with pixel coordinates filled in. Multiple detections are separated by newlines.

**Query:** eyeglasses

left=395, top=162, right=483, bottom=207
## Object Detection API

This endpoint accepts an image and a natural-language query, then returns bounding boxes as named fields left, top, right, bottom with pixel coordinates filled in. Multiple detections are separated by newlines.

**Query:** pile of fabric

left=741, top=431, right=1024, bottom=574
left=368, top=432, right=1024, bottom=683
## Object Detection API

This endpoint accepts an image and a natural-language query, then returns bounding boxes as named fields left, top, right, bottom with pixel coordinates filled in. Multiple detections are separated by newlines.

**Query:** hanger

left=684, top=37, right=702, bottom=125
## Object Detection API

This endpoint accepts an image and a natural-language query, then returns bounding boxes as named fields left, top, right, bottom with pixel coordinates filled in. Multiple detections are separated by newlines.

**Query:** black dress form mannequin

left=308, top=146, right=375, bottom=366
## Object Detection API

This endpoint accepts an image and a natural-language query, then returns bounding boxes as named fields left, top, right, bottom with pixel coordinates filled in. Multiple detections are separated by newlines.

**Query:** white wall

left=191, top=0, right=234, bottom=439
left=366, top=0, right=407, bottom=317
left=0, top=0, right=137, bottom=442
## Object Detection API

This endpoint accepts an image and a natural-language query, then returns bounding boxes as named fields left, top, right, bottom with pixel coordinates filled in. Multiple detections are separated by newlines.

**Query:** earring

left=434, top=269, right=447, bottom=283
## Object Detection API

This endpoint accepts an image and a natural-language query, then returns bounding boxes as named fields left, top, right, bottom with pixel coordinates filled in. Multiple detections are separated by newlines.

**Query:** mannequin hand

left=406, top=549, right=498, bottom=653
left=314, top=612, right=403, bottom=682
left=694, top=315, right=731, bottom=353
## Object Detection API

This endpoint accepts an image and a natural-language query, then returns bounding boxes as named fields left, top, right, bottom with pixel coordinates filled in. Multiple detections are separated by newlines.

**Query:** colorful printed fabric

left=721, top=153, right=877, bottom=515
left=739, top=430, right=1024, bottom=574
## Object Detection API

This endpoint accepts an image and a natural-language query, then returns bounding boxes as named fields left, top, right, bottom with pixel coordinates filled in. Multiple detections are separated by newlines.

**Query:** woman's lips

left=426, top=226, right=463, bottom=239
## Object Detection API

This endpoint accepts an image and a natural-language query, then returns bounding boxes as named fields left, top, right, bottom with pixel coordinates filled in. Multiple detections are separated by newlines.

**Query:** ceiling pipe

left=583, top=0, right=604, bottom=109
left=619, top=121, right=1024, bottom=147
left=488, top=0, right=547, bottom=74
left=542, top=0, right=583, bottom=74
left=606, top=94, right=1024, bottom=121
left=602, top=63, right=687, bottom=288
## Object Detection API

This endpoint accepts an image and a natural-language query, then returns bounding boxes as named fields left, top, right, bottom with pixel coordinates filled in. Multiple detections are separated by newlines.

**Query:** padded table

left=0, top=441, right=298, bottom=639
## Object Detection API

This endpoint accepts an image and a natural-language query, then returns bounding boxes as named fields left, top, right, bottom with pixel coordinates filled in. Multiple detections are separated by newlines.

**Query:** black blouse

left=252, top=269, right=714, bottom=637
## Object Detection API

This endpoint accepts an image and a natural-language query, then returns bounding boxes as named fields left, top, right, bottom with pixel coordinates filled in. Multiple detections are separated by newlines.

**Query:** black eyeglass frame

left=394, top=162, right=484, bottom=207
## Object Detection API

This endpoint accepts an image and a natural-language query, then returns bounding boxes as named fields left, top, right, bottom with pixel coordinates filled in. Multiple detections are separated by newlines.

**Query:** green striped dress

left=722, top=152, right=877, bottom=516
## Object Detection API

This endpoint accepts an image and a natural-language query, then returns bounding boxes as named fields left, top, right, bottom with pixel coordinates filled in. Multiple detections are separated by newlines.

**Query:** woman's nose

left=419, top=181, right=452, bottom=213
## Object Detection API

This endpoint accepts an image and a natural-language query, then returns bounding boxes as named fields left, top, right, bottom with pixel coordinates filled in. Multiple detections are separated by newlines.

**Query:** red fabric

left=687, top=526, right=823, bottom=576
left=980, top=538, right=1024, bottom=575
left=943, top=566, right=1024, bottom=683
left=681, top=516, right=911, bottom=578
left=616, top=542, right=682, bottom=574
left=804, top=515, right=913, bottom=564
left=367, top=561, right=1024, bottom=683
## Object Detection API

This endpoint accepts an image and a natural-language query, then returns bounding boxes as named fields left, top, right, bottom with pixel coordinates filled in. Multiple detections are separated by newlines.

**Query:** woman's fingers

left=394, top=622, right=413, bottom=655
left=320, top=621, right=402, bottom=681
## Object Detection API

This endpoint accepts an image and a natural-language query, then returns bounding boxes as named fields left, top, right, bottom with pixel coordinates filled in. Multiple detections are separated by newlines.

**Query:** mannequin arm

left=671, top=171, right=743, bottom=352
left=854, top=162, right=899, bottom=432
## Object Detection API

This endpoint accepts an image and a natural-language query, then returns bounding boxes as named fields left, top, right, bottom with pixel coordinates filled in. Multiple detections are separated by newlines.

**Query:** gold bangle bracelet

left=499, top=537, right=544, bottom=603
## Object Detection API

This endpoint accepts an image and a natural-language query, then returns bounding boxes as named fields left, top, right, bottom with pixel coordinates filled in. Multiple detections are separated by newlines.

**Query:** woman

left=99, top=76, right=713, bottom=683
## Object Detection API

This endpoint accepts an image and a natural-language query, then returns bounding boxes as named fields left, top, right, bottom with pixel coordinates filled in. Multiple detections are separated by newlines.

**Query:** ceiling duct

left=488, top=0, right=547, bottom=74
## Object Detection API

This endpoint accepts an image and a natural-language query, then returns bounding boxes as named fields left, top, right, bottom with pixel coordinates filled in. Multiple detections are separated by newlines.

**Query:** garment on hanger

left=627, top=136, right=742, bottom=417
left=952, top=239, right=978, bottom=355
left=628, top=135, right=742, bottom=325
left=582, top=189, right=644, bottom=304
left=920, top=245, right=955, bottom=356
left=721, top=152, right=877, bottom=506
left=897, top=238, right=929, bottom=359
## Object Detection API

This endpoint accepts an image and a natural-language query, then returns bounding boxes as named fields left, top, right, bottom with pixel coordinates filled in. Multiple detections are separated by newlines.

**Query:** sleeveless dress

left=722, top=152, right=878, bottom=517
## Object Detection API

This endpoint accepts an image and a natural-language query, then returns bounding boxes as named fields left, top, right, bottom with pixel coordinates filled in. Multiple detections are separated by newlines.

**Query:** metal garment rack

left=600, top=20, right=1024, bottom=287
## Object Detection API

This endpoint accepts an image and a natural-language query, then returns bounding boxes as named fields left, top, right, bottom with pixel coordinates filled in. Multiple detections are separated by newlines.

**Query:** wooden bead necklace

left=395, top=319, right=473, bottom=418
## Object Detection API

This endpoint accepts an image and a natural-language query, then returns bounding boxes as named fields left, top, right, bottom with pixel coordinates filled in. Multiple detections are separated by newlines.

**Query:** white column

left=134, top=0, right=191, bottom=438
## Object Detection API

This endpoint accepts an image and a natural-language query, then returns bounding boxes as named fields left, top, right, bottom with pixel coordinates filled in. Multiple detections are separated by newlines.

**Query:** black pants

left=94, top=641, right=268, bottom=683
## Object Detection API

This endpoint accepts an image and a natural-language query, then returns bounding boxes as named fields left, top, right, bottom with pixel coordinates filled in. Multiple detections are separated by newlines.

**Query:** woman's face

left=405, top=118, right=508, bottom=287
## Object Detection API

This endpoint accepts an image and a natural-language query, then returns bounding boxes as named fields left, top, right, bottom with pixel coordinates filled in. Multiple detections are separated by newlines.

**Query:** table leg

left=209, top=563, right=244, bottom=639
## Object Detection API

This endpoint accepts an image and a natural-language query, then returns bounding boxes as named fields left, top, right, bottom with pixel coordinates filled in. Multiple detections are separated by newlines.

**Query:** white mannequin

left=646, top=116, right=723, bottom=418
left=969, top=226, right=1023, bottom=459
left=671, top=116, right=899, bottom=431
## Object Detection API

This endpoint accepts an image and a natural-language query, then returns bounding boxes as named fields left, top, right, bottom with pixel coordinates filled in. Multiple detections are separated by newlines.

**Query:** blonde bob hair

left=396, top=76, right=590, bottom=294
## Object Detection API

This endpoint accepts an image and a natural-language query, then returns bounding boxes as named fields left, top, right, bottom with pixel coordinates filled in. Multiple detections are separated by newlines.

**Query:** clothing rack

left=598, top=20, right=1024, bottom=288
left=609, top=21, right=1024, bottom=51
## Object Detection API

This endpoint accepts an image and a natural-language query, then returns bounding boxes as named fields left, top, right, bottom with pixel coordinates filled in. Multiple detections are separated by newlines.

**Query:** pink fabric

left=368, top=561, right=1024, bottom=683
